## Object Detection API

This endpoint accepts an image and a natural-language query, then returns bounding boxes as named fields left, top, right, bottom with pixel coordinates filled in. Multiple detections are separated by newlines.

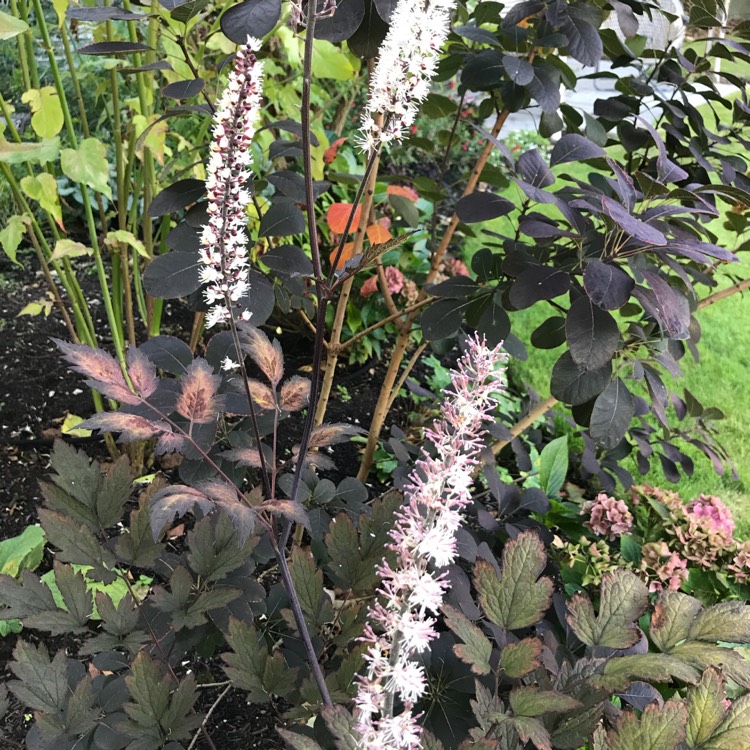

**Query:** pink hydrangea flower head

left=729, top=541, right=750, bottom=582
left=360, top=267, right=405, bottom=298
left=685, top=494, right=735, bottom=539
left=640, top=542, right=689, bottom=592
left=447, top=257, right=470, bottom=277
left=200, top=37, right=264, bottom=327
left=353, top=336, right=507, bottom=749
left=582, top=493, right=633, bottom=540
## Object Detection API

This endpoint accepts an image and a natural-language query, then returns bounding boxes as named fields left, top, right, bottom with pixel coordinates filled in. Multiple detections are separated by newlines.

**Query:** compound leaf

left=606, top=700, right=687, bottom=750
left=8, top=640, right=69, bottom=714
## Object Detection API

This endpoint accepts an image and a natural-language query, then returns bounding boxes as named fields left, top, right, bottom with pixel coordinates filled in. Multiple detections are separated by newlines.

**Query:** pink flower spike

left=354, top=336, right=507, bottom=748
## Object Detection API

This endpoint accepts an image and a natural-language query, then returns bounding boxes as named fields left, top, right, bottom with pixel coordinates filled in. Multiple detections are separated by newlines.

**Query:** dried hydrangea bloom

left=200, top=38, right=264, bottom=327
left=359, top=0, right=457, bottom=152
left=686, top=494, right=736, bottom=538
left=668, top=494, right=736, bottom=566
left=581, top=493, right=633, bottom=540
left=640, top=541, right=689, bottom=592
left=360, top=266, right=405, bottom=298
left=353, top=336, right=507, bottom=749
left=729, top=541, right=750, bottom=582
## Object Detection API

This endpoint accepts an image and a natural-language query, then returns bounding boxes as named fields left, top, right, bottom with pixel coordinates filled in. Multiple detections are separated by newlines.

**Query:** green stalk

left=59, top=24, right=91, bottom=138
left=32, top=0, right=126, bottom=364
left=12, top=0, right=38, bottom=90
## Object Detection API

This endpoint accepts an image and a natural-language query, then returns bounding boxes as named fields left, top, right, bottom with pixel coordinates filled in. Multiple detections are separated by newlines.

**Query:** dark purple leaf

left=259, top=199, right=306, bottom=237
left=641, top=271, right=691, bottom=339
left=119, top=60, right=174, bottom=74
left=502, top=0, right=543, bottom=27
left=373, top=0, right=397, bottom=21
left=509, top=267, right=570, bottom=309
left=658, top=453, right=680, bottom=483
left=143, top=251, right=202, bottom=299
left=503, top=55, right=534, bottom=85
left=421, top=299, right=465, bottom=340
left=262, top=244, right=313, bottom=277
left=428, top=276, right=479, bottom=298
left=348, top=0, right=389, bottom=59
left=566, top=296, right=620, bottom=371
left=462, top=50, right=504, bottom=91
left=456, top=191, right=514, bottom=223
left=601, top=196, right=667, bottom=246
left=236, top=271, right=275, bottom=327
left=559, top=5, right=603, bottom=67
left=527, top=64, right=562, bottom=113
left=551, top=352, right=612, bottom=405
left=583, top=260, right=634, bottom=310
left=162, top=78, right=205, bottom=100
left=550, top=134, right=606, bottom=166
left=638, top=117, right=689, bottom=183
left=258, top=118, right=319, bottom=147
left=315, top=0, right=365, bottom=41
left=517, top=149, right=555, bottom=187
left=589, top=378, right=633, bottom=450
left=148, top=179, right=205, bottom=217
left=79, top=41, right=153, bottom=55
left=139, top=336, right=193, bottom=376
left=531, top=316, right=566, bottom=349
left=220, top=0, right=281, bottom=43
left=67, top=7, right=147, bottom=21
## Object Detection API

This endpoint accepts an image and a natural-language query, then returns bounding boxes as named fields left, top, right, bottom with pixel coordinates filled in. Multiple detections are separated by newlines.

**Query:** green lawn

left=463, top=144, right=750, bottom=533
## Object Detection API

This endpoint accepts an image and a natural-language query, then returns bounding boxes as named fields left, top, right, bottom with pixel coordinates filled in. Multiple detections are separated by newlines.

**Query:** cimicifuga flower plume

left=200, top=38, right=264, bottom=328
left=353, top=336, right=507, bottom=749
left=359, top=0, right=456, bottom=152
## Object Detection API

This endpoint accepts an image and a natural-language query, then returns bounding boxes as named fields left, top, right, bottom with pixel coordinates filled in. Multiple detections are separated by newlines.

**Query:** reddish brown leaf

left=386, top=184, right=419, bottom=202
left=176, top=358, right=221, bottom=424
left=155, top=432, right=186, bottom=455
left=324, top=136, right=347, bottom=164
left=329, top=241, right=356, bottom=270
left=239, top=326, right=284, bottom=386
left=308, top=423, right=365, bottom=449
left=279, top=376, right=311, bottom=412
left=295, top=449, right=336, bottom=472
left=366, top=223, right=392, bottom=245
left=246, top=379, right=276, bottom=411
left=198, top=479, right=242, bottom=504
left=126, top=347, right=157, bottom=399
left=55, top=339, right=138, bottom=405
left=78, top=412, right=170, bottom=442
left=262, top=499, right=311, bottom=530
left=150, top=485, right=214, bottom=539
left=326, top=202, right=361, bottom=235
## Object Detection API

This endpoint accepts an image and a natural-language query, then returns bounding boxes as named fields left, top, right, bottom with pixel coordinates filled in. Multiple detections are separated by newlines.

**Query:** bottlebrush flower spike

left=359, top=0, right=457, bottom=152
left=200, top=37, right=264, bottom=328
left=354, top=336, right=507, bottom=749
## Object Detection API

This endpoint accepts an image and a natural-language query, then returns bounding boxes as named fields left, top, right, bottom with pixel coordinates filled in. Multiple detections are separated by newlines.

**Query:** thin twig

left=186, top=684, right=231, bottom=750
left=340, top=297, right=433, bottom=352
left=698, top=278, right=750, bottom=309
left=386, top=341, right=428, bottom=412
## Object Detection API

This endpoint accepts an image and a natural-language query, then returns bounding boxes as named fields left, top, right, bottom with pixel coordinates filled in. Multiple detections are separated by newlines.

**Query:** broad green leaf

left=289, top=545, right=325, bottom=627
left=669, top=641, right=750, bottom=690
left=187, top=513, right=253, bottom=583
left=61, top=413, right=92, bottom=438
left=551, top=705, right=605, bottom=750
left=607, top=700, right=687, bottom=750
left=567, top=569, right=648, bottom=649
left=0, top=136, right=60, bottom=164
left=513, top=715, right=551, bottom=750
left=596, top=653, right=700, bottom=692
left=686, top=668, right=727, bottom=748
left=0, top=9, right=28, bottom=39
left=312, top=39, right=360, bottom=80
left=443, top=604, right=492, bottom=675
left=50, top=239, right=91, bottom=261
left=61, top=137, right=112, bottom=199
left=650, top=590, right=703, bottom=652
left=114, top=496, right=164, bottom=568
left=538, top=435, right=568, bottom=498
left=8, top=641, right=69, bottom=714
left=105, top=229, right=148, bottom=258
left=0, top=524, right=44, bottom=576
left=703, top=693, right=750, bottom=749
left=0, top=214, right=29, bottom=264
left=222, top=618, right=278, bottom=703
left=474, top=531, right=553, bottom=630
left=52, top=0, right=69, bottom=25
left=500, top=637, right=543, bottom=679
left=509, top=686, right=581, bottom=717
left=689, top=601, right=750, bottom=644
left=19, top=296, right=54, bottom=317
left=21, top=87, right=64, bottom=139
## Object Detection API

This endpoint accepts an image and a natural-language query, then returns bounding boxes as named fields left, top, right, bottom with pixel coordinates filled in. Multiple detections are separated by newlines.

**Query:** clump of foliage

left=552, top=485, right=750, bottom=602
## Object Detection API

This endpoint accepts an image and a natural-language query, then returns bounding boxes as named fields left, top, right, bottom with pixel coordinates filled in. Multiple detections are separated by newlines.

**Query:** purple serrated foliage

left=354, top=336, right=507, bottom=749
left=238, top=325, right=284, bottom=385
left=150, top=485, right=214, bottom=540
left=54, top=339, right=139, bottom=405
left=126, top=347, right=158, bottom=399
left=279, top=376, right=311, bottom=412
left=175, top=358, right=222, bottom=424
left=77, top=413, right=171, bottom=443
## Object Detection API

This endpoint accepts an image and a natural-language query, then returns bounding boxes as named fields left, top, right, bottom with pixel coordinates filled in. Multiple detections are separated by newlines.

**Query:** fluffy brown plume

left=239, top=325, right=284, bottom=385
left=279, top=376, right=311, bottom=412
left=175, top=358, right=221, bottom=424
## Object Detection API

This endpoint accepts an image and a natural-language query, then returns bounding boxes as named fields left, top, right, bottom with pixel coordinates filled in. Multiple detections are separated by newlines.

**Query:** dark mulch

left=0, top=251, right=427, bottom=748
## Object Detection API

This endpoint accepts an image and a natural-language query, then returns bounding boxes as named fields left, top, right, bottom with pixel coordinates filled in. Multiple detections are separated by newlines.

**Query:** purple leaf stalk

left=359, top=0, right=457, bottom=153
left=354, top=336, right=508, bottom=749
left=200, top=37, right=264, bottom=328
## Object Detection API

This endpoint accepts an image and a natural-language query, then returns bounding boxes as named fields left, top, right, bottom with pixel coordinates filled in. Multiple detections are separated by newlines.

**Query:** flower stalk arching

left=354, top=336, right=508, bottom=749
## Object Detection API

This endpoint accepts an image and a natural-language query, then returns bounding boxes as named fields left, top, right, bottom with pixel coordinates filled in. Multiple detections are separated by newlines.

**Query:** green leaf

left=21, top=87, right=64, bottom=139
left=311, top=39, right=360, bottom=80
left=0, top=524, right=44, bottom=576
left=669, top=641, right=750, bottom=690
left=0, top=569, right=58, bottom=620
left=158, top=674, right=201, bottom=741
left=8, top=640, right=69, bottom=713
left=187, top=512, right=253, bottom=583
left=567, top=569, right=648, bottom=649
left=500, top=637, right=543, bottom=679
left=0, top=136, right=60, bottom=164
left=551, top=705, right=605, bottom=750
left=538, top=435, right=568, bottom=498
left=61, top=137, right=112, bottom=199
left=703, top=693, right=750, bottom=749
left=97, top=591, right=140, bottom=637
left=513, top=715, right=551, bottom=750
left=97, top=454, right=134, bottom=528
left=686, top=668, right=727, bottom=748
left=596, top=653, right=700, bottom=692
left=689, top=601, right=750, bottom=644
left=61, top=676, right=97, bottom=736
left=322, top=704, right=361, bottom=750
left=474, top=531, right=553, bottom=631
left=607, top=700, right=687, bottom=750
left=0, top=214, right=30, bottom=264
left=443, top=604, right=492, bottom=675
left=51, top=561, right=93, bottom=625
left=289, top=546, right=325, bottom=627
left=115, top=495, right=164, bottom=567
left=0, top=9, right=29, bottom=39
left=105, top=229, right=148, bottom=258
left=50, top=239, right=91, bottom=261
left=650, top=590, right=703, bottom=652
left=509, top=686, right=581, bottom=717
left=620, top=534, right=642, bottom=565
left=262, top=650, right=299, bottom=698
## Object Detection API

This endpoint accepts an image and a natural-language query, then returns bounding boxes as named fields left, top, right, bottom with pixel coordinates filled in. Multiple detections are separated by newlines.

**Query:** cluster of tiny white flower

left=359, top=0, right=457, bottom=153
left=354, top=336, right=507, bottom=749
left=200, top=38, right=264, bottom=328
